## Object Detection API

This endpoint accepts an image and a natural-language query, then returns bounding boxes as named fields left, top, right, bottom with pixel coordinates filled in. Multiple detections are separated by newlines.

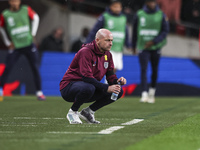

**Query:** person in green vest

left=132, top=0, right=169, bottom=103
left=85, top=0, right=131, bottom=73
left=0, top=0, right=45, bottom=101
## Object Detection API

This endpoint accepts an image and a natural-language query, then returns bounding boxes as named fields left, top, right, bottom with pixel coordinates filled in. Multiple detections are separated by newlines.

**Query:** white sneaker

left=148, top=97, right=155, bottom=103
left=79, top=108, right=100, bottom=124
left=140, top=91, right=149, bottom=103
left=66, top=109, right=82, bottom=124
left=148, top=88, right=156, bottom=103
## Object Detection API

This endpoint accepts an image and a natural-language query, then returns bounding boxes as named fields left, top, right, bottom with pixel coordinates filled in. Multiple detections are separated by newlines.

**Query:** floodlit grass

left=0, top=96, right=200, bottom=150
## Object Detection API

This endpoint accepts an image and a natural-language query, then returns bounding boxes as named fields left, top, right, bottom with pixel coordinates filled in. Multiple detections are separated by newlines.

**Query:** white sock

left=69, top=108, right=77, bottom=113
left=86, top=107, right=95, bottom=114
left=149, top=88, right=156, bottom=97
left=36, top=91, right=43, bottom=97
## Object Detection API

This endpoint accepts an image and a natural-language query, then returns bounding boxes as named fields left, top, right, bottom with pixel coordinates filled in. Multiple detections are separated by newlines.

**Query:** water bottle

left=111, top=82, right=121, bottom=101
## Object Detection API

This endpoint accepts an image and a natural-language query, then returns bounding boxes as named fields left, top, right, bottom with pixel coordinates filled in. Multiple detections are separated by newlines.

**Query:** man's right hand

left=107, top=85, right=121, bottom=94
left=8, top=43, right=15, bottom=50
left=133, top=48, right=137, bottom=55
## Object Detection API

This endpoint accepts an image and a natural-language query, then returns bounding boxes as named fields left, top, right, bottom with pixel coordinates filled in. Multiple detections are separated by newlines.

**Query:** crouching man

left=60, top=29, right=127, bottom=124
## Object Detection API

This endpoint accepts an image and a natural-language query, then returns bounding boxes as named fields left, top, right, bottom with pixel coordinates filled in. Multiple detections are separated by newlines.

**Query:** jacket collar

left=82, top=40, right=105, bottom=56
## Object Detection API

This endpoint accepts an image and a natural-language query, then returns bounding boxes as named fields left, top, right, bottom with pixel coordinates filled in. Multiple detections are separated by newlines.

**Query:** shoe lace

left=90, top=112, right=95, bottom=121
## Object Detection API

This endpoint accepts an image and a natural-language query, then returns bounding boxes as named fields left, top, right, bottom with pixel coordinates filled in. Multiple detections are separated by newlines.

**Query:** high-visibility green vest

left=137, top=9, right=166, bottom=50
left=103, top=12, right=126, bottom=52
left=2, top=5, right=33, bottom=49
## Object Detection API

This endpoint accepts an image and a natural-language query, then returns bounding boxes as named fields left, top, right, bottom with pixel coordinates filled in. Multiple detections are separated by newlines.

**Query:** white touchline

left=98, top=126, right=125, bottom=134
left=98, top=119, right=144, bottom=134
left=0, top=131, right=14, bottom=133
left=47, top=132, right=96, bottom=135
left=13, top=117, right=65, bottom=120
left=2, top=125, right=37, bottom=127
left=14, top=117, right=34, bottom=119
left=121, top=119, right=144, bottom=125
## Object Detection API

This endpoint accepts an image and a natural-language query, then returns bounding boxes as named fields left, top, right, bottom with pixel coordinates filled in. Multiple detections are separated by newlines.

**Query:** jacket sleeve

left=152, top=13, right=169, bottom=44
left=28, top=6, right=39, bottom=36
left=0, top=14, right=11, bottom=46
left=132, top=14, right=138, bottom=49
left=85, top=15, right=104, bottom=43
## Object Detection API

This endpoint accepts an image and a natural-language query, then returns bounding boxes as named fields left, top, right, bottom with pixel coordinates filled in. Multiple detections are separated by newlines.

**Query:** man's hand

left=8, top=43, right=15, bottom=50
left=107, top=85, right=121, bottom=94
left=145, top=41, right=154, bottom=49
left=133, top=48, right=137, bottom=55
left=33, top=36, right=37, bottom=45
left=117, top=77, right=127, bottom=85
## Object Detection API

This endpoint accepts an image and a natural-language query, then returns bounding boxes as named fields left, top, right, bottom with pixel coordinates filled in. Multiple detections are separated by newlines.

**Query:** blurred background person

left=157, top=0, right=181, bottom=22
left=71, top=27, right=89, bottom=53
left=85, top=0, right=132, bottom=73
left=132, top=0, right=169, bottom=103
left=39, top=26, right=64, bottom=52
left=0, top=0, right=45, bottom=101
left=181, top=0, right=200, bottom=37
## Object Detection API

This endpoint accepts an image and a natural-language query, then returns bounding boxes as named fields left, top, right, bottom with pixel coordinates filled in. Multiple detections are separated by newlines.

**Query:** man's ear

left=96, top=38, right=100, bottom=43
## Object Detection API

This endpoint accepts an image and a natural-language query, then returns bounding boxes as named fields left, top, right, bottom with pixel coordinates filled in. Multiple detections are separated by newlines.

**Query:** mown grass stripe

left=125, top=114, right=200, bottom=150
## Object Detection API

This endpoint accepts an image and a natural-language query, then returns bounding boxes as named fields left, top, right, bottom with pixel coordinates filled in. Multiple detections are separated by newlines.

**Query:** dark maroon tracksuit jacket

left=60, top=40, right=118, bottom=92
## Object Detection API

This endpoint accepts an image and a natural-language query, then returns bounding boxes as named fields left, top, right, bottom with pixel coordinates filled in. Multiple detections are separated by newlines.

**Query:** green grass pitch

left=0, top=96, right=200, bottom=150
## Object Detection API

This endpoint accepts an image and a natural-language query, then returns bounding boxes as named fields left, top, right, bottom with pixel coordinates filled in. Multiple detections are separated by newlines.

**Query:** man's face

left=9, top=0, right=21, bottom=11
left=110, top=2, right=122, bottom=15
left=146, top=1, right=156, bottom=10
left=54, top=29, right=63, bottom=39
left=97, top=34, right=113, bottom=52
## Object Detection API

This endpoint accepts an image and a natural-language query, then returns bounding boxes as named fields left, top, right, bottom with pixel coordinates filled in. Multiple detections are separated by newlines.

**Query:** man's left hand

left=33, top=36, right=37, bottom=45
left=145, top=41, right=154, bottom=49
left=117, top=77, right=127, bottom=85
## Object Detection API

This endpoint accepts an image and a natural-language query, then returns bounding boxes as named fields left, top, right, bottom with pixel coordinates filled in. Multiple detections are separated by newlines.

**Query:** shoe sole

left=148, top=98, right=155, bottom=103
left=139, top=99, right=148, bottom=103
left=147, top=100, right=155, bottom=104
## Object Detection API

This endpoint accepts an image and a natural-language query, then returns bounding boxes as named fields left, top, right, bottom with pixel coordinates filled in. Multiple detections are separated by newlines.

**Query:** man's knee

left=79, top=84, right=95, bottom=97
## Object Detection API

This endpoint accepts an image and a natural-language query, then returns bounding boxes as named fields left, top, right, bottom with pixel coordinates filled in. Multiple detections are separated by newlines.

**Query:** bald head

left=95, top=29, right=113, bottom=40
left=95, top=29, right=113, bottom=53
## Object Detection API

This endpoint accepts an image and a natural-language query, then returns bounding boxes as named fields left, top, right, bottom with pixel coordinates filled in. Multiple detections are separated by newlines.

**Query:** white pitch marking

left=2, top=125, right=37, bottom=127
left=13, top=117, right=65, bottom=120
left=0, top=131, right=14, bottom=134
left=0, top=123, right=47, bottom=126
left=98, top=126, right=125, bottom=134
left=47, top=132, right=96, bottom=135
left=21, top=123, right=47, bottom=125
left=42, top=118, right=65, bottom=120
left=14, top=117, right=34, bottom=119
left=121, top=119, right=144, bottom=125
left=98, top=119, right=144, bottom=134
left=53, top=118, right=65, bottom=120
